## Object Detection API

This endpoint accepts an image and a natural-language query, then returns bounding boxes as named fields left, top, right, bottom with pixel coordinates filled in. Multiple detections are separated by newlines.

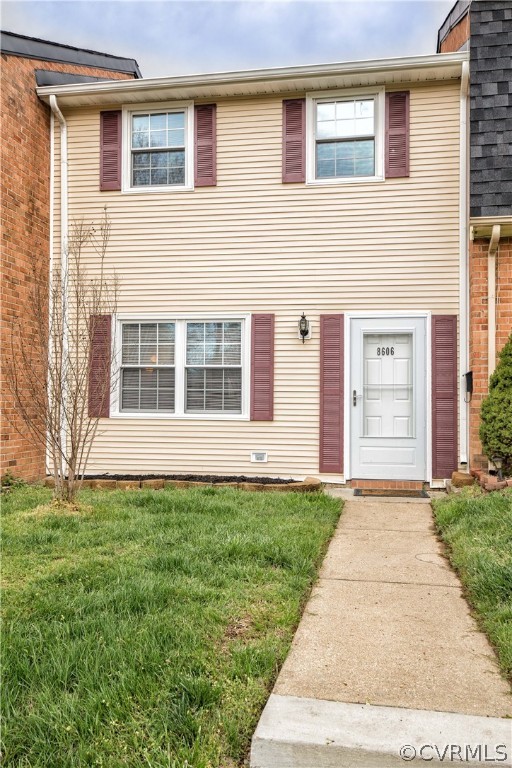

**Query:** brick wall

left=1, top=55, right=134, bottom=481
left=439, top=12, right=470, bottom=52
left=469, top=236, right=512, bottom=469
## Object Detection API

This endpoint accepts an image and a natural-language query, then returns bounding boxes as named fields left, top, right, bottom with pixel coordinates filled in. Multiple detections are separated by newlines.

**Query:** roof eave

left=470, top=216, right=512, bottom=239
left=36, top=51, right=468, bottom=107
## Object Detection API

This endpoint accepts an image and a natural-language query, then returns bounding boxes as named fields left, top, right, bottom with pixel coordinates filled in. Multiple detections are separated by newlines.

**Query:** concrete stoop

left=251, top=694, right=512, bottom=768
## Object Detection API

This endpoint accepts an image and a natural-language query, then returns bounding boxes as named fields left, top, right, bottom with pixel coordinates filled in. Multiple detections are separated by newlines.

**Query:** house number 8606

left=377, top=347, right=394, bottom=356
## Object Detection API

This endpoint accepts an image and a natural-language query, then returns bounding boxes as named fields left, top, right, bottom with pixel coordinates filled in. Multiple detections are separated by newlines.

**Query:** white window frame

left=306, top=87, right=385, bottom=186
left=122, top=100, right=194, bottom=193
left=111, top=314, right=251, bottom=420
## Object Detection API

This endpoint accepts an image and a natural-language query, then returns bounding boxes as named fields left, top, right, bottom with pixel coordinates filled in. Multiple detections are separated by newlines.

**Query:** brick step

left=350, top=479, right=424, bottom=491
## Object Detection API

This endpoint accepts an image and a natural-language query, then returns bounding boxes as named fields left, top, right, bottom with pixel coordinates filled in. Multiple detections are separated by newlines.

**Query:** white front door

left=350, top=317, right=427, bottom=481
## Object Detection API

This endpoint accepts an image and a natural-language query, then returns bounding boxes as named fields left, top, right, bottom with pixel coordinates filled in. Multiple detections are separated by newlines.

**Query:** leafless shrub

left=6, top=212, right=118, bottom=501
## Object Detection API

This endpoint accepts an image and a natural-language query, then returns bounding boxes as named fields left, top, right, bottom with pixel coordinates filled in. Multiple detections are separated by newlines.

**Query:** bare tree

left=6, top=212, right=118, bottom=502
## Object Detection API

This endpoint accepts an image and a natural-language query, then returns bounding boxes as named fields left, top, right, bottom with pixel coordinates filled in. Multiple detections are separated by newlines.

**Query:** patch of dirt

left=21, top=500, right=93, bottom=518
left=224, top=616, right=254, bottom=639
left=222, top=616, right=255, bottom=650
left=82, top=473, right=294, bottom=485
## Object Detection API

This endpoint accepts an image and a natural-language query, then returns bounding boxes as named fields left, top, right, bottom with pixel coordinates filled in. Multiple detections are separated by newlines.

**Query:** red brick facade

left=1, top=54, right=134, bottom=480
left=469, top=237, right=512, bottom=469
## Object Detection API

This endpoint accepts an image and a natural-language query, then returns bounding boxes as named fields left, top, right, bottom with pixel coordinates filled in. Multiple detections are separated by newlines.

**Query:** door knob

left=353, top=389, right=358, bottom=406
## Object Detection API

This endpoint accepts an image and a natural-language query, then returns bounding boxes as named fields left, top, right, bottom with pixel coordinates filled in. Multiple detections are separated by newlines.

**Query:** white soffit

left=37, top=52, right=468, bottom=108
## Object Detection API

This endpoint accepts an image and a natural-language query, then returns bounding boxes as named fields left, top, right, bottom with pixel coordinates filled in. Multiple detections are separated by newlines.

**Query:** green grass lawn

left=1, top=485, right=341, bottom=768
left=433, top=488, right=512, bottom=683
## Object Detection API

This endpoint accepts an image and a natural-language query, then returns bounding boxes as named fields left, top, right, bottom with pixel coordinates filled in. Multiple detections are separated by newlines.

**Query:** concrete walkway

left=251, top=495, right=512, bottom=767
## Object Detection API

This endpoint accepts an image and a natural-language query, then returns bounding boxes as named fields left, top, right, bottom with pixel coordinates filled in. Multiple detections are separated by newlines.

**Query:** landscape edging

left=43, top=476, right=323, bottom=493
left=470, top=469, right=512, bottom=492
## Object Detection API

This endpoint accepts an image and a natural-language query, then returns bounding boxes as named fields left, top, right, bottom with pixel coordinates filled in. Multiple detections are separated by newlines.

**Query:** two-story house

left=36, top=51, right=468, bottom=487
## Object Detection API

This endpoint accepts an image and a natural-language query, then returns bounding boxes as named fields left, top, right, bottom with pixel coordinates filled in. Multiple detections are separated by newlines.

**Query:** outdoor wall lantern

left=492, top=454, right=504, bottom=480
left=298, top=312, right=310, bottom=343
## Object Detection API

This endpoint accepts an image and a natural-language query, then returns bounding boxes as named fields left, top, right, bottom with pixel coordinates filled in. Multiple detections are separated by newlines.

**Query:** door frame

left=344, top=311, right=432, bottom=484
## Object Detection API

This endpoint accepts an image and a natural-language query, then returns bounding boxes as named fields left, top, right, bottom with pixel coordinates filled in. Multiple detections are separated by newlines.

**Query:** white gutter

left=49, top=95, right=68, bottom=263
left=488, top=224, right=501, bottom=377
left=459, top=60, right=469, bottom=466
left=36, top=51, right=469, bottom=103
left=470, top=215, right=512, bottom=235
left=49, top=95, right=68, bottom=464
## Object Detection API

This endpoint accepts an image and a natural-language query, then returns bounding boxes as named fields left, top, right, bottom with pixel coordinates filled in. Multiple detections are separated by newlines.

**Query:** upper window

left=316, top=98, right=375, bottom=179
left=307, top=90, right=384, bottom=184
left=123, top=103, right=193, bottom=192
left=131, top=111, right=185, bottom=187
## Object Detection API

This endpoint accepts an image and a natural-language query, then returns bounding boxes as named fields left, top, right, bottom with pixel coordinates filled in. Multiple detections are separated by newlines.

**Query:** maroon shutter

left=88, top=314, right=112, bottom=418
left=432, top=315, right=458, bottom=478
left=320, top=314, right=344, bottom=474
left=282, top=99, right=305, bottom=183
left=385, top=92, right=409, bottom=178
left=195, top=104, right=216, bottom=186
left=250, top=314, right=274, bottom=421
left=100, top=111, right=122, bottom=191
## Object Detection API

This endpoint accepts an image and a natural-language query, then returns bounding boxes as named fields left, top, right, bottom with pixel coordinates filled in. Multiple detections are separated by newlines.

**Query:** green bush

left=480, top=333, right=512, bottom=475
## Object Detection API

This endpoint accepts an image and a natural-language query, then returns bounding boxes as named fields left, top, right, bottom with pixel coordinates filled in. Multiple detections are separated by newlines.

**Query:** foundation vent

left=251, top=451, right=268, bottom=463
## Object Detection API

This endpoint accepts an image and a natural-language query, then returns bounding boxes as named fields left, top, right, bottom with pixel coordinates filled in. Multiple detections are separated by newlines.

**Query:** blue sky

left=3, top=1, right=454, bottom=77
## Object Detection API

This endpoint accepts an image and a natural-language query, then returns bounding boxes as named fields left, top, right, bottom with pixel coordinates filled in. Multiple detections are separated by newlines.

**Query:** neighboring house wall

left=439, top=0, right=512, bottom=472
left=467, top=0, right=512, bottom=469
left=52, top=81, right=461, bottom=479
left=1, top=52, right=137, bottom=481
left=439, top=12, right=470, bottom=52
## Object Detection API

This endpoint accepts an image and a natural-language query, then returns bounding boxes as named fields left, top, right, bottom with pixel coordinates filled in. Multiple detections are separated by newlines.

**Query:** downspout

left=46, top=111, right=55, bottom=475
left=459, top=60, right=469, bottom=466
left=488, top=224, right=501, bottom=377
left=49, top=95, right=68, bottom=466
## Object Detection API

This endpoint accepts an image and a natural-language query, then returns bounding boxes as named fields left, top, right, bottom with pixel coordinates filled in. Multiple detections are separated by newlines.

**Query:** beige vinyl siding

left=53, top=80, right=460, bottom=478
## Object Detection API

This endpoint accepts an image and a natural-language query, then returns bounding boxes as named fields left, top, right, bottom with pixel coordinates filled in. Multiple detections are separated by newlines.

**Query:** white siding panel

left=54, top=81, right=460, bottom=477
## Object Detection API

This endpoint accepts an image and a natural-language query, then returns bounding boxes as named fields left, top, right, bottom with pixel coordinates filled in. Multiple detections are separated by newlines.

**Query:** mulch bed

left=83, top=473, right=294, bottom=485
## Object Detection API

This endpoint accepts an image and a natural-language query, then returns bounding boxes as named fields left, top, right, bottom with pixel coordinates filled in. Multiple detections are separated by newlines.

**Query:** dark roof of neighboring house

left=469, top=0, right=512, bottom=218
left=1, top=30, right=141, bottom=77
left=437, top=0, right=471, bottom=51
left=34, top=70, right=123, bottom=87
